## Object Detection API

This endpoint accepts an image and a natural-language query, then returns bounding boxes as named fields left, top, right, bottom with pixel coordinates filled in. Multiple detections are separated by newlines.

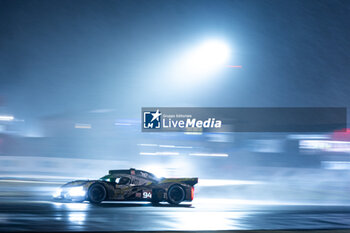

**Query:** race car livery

left=53, top=168, right=198, bottom=205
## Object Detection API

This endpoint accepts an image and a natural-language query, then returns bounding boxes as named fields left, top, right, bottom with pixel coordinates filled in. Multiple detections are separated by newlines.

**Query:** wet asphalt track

left=1, top=198, right=350, bottom=231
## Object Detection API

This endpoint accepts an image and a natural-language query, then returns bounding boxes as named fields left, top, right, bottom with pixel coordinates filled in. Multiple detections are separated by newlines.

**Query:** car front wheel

left=88, top=183, right=106, bottom=204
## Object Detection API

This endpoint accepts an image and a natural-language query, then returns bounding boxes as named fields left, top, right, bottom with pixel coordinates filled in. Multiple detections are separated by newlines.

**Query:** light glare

left=189, top=153, right=228, bottom=157
left=68, top=186, right=86, bottom=197
left=182, top=40, right=231, bottom=76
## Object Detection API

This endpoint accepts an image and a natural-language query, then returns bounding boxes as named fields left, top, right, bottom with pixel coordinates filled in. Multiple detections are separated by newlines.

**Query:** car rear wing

left=160, top=177, right=198, bottom=186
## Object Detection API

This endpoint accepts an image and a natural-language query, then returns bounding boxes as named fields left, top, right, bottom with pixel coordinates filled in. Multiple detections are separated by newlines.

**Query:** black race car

left=53, top=168, right=198, bottom=205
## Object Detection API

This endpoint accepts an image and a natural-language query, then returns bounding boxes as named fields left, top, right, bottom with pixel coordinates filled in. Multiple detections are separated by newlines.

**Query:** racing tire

left=88, top=183, right=107, bottom=204
left=167, top=185, right=185, bottom=205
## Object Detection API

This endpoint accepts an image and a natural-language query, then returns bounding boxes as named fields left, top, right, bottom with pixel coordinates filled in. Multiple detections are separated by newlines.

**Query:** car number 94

left=143, top=191, right=152, bottom=199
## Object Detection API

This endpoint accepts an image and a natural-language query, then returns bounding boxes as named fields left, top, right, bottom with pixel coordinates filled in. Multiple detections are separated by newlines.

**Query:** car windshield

left=99, top=175, right=130, bottom=185
left=99, top=175, right=111, bottom=181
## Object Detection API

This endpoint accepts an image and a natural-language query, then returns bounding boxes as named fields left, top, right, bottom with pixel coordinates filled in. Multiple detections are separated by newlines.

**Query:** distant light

left=137, top=144, right=158, bottom=147
left=180, top=39, right=231, bottom=77
left=139, top=152, right=180, bottom=156
left=138, top=144, right=193, bottom=149
left=189, top=153, right=228, bottom=157
left=300, top=140, right=350, bottom=153
left=74, top=123, right=91, bottom=129
left=114, top=123, right=132, bottom=126
left=0, top=115, right=14, bottom=121
left=184, top=132, right=202, bottom=135
left=226, top=65, right=242, bottom=68
left=175, top=145, right=193, bottom=149
left=288, top=134, right=330, bottom=140
left=89, top=109, right=115, bottom=113
left=159, top=144, right=176, bottom=148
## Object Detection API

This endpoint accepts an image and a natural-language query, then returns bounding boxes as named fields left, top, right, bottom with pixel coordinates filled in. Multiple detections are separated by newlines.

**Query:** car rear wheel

left=167, top=185, right=185, bottom=205
left=88, top=183, right=106, bottom=204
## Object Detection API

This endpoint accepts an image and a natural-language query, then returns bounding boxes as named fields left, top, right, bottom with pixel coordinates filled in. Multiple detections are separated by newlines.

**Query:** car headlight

left=68, top=186, right=86, bottom=197
left=53, top=188, right=62, bottom=198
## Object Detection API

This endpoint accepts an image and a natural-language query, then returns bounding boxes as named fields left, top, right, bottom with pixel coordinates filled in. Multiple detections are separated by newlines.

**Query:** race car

left=53, top=168, right=198, bottom=205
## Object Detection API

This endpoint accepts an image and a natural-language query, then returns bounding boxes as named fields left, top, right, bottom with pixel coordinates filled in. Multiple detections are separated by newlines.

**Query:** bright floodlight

left=181, top=39, right=231, bottom=77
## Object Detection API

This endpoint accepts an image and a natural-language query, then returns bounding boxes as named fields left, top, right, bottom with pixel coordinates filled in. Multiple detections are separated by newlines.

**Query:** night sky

left=0, top=0, right=350, bottom=119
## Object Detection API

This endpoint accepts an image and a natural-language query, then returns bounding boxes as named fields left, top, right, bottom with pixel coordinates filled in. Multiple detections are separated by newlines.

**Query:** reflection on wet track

left=1, top=198, right=350, bottom=231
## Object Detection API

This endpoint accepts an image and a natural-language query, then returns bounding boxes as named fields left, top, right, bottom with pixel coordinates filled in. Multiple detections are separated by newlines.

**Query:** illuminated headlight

left=68, top=186, right=86, bottom=197
left=53, top=188, right=62, bottom=198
